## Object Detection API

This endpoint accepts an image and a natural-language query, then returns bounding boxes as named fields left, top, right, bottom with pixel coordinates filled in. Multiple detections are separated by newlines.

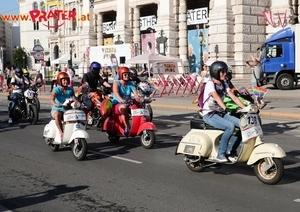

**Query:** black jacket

left=81, top=72, right=105, bottom=90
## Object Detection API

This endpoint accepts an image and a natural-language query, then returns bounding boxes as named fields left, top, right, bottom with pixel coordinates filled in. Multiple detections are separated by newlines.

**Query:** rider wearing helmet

left=50, top=72, right=75, bottom=140
left=8, top=67, right=28, bottom=124
left=81, top=61, right=111, bottom=91
left=129, top=67, right=141, bottom=85
left=23, top=68, right=33, bottom=87
left=112, top=66, right=139, bottom=136
left=201, top=61, right=245, bottom=163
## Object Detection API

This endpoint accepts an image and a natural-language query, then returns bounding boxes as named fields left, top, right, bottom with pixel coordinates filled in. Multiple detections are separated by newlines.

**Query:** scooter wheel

left=72, top=138, right=88, bottom=161
left=254, top=158, right=284, bottom=185
left=107, top=133, right=120, bottom=143
left=45, top=138, right=59, bottom=152
left=140, top=130, right=155, bottom=149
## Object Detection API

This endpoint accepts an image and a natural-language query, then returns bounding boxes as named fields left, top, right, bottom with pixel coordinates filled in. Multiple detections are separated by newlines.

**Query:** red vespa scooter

left=102, top=100, right=157, bottom=149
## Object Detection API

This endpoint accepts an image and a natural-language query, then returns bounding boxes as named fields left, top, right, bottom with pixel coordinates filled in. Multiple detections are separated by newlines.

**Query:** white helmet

left=138, top=81, right=152, bottom=96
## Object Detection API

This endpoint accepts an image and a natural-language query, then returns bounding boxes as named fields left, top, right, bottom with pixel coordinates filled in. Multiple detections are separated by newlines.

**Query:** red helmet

left=56, top=72, right=70, bottom=86
left=118, top=67, right=130, bottom=80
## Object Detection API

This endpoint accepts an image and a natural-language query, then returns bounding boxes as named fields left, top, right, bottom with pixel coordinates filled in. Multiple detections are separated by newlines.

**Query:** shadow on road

left=1, top=184, right=88, bottom=211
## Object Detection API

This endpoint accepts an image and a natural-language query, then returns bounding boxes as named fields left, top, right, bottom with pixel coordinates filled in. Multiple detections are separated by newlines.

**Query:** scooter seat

left=190, top=118, right=216, bottom=130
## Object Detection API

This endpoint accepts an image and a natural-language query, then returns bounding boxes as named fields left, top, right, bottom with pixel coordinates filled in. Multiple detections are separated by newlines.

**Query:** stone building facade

left=18, top=0, right=291, bottom=77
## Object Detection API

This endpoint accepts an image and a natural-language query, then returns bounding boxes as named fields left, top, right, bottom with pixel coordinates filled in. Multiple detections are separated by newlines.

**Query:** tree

left=12, top=47, right=27, bottom=68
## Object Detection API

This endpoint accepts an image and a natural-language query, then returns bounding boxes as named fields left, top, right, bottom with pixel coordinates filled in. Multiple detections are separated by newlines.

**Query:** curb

left=0, top=93, right=298, bottom=120
left=150, top=103, right=300, bottom=120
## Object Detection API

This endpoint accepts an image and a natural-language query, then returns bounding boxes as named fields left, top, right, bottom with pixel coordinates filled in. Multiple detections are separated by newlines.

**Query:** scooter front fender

left=247, top=143, right=286, bottom=165
left=137, top=122, right=156, bottom=135
left=43, top=120, right=56, bottom=138
left=68, top=130, right=89, bottom=144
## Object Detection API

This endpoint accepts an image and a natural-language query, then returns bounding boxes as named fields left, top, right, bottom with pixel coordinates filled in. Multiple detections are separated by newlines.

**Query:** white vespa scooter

left=43, top=99, right=89, bottom=161
left=176, top=105, right=286, bottom=185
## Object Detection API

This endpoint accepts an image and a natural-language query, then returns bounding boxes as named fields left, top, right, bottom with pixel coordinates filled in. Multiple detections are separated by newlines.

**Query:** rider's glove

left=224, top=108, right=232, bottom=114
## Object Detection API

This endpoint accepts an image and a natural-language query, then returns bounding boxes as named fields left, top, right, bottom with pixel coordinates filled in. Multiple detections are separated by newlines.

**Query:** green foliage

left=12, top=47, right=27, bottom=68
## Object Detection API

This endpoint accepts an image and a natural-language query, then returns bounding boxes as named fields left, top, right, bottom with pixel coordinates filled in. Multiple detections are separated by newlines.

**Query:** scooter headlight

left=250, top=104, right=259, bottom=113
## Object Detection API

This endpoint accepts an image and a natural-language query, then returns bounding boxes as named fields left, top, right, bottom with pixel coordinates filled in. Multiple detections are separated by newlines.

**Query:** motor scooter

left=175, top=105, right=286, bottom=185
left=43, top=99, right=89, bottom=161
left=137, top=81, right=155, bottom=122
left=102, top=98, right=157, bottom=149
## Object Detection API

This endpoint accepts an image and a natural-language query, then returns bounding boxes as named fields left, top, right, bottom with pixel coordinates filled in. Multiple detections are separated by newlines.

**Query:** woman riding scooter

left=112, top=66, right=139, bottom=136
left=202, top=61, right=246, bottom=163
left=50, top=72, right=75, bottom=141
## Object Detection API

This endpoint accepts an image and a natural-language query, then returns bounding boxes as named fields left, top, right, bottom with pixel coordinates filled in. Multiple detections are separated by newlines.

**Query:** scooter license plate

left=131, top=109, right=150, bottom=117
left=241, top=114, right=263, bottom=142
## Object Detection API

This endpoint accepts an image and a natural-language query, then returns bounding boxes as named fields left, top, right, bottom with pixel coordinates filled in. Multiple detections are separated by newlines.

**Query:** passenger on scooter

left=129, top=68, right=141, bottom=86
left=112, top=66, right=139, bottom=136
left=81, top=61, right=111, bottom=91
left=50, top=72, right=75, bottom=140
left=202, top=61, right=246, bottom=163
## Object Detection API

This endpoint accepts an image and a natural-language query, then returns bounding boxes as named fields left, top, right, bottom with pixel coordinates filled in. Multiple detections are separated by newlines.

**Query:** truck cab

left=260, top=26, right=300, bottom=90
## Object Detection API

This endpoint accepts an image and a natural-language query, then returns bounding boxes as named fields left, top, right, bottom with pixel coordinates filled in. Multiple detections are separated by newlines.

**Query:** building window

left=33, top=2, right=39, bottom=30
left=40, top=1, right=45, bottom=11
left=33, top=1, right=38, bottom=10
left=34, top=39, right=40, bottom=46
left=72, top=8, right=77, bottom=31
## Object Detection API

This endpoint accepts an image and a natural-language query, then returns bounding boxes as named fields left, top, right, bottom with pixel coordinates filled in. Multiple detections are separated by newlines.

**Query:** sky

left=0, top=0, right=19, bottom=14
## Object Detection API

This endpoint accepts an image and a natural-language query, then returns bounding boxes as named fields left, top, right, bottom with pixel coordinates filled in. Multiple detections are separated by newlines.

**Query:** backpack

left=197, top=81, right=226, bottom=110
left=197, top=82, right=208, bottom=110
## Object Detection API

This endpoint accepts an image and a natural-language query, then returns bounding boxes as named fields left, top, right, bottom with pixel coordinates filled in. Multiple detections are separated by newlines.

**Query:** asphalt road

left=0, top=101, right=300, bottom=212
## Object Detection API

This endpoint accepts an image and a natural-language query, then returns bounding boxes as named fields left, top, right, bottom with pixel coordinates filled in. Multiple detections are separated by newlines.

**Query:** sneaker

left=215, top=155, right=228, bottom=163
left=226, top=152, right=238, bottom=162
left=8, top=118, right=13, bottom=124
left=124, top=128, right=129, bottom=137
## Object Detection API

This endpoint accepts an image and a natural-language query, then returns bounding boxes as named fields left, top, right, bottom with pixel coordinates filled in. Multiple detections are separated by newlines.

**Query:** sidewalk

left=1, top=78, right=299, bottom=120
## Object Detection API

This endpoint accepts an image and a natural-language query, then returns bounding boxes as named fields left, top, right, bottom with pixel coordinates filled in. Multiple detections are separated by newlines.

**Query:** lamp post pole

left=69, top=43, right=73, bottom=67
left=199, top=31, right=204, bottom=72
left=0, top=47, right=3, bottom=71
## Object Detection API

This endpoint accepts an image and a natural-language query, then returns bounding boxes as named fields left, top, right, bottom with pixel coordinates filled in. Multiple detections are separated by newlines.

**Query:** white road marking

left=294, top=199, right=300, bottom=203
left=88, top=150, right=143, bottom=164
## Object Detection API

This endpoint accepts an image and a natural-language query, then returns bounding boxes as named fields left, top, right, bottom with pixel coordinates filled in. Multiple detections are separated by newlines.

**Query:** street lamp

left=198, top=31, right=204, bottom=71
left=69, top=43, right=73, bottom=67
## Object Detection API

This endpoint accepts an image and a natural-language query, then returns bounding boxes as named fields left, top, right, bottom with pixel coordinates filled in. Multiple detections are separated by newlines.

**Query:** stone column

left=156, top=0, right=177, bottom=57
left=79, top=0, right=97, bottom=65
left=114, top=0, right=132, bottom=44
left=97, top=13, right=104, bottom=46
left=178, top=0, right=188, bottom=64
left=133, top=6, right=141, bottom=54
left=208, top=0, right=234, bottom=65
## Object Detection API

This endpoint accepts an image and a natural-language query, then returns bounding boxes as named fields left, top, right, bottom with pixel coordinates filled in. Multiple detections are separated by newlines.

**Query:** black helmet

left=90, top=61, right=101, bottom=75
left=15, top=67, right=23, bottom=78
left=209, top=61, right=228, bottom=81
left=226, top=69, right=232, bottom=81
left=129, top=68, right=138, bottom=77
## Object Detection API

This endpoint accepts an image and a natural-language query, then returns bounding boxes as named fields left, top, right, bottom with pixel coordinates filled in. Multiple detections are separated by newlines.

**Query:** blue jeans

left=203, top=112, right=242, bottom=156
left=9, top=93, right=21, bottom=119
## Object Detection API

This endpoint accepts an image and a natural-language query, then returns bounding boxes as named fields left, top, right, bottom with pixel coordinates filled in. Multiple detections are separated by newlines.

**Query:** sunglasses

left=123, top=73, right=129, bottom=76
left=221, top=70, right=227, bottom=74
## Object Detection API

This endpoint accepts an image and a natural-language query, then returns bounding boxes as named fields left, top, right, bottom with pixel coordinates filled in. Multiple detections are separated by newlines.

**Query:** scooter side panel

left=68, top=130, right=89, bottom=144
left=43, top=120, right=56, bottom=138
left=247, top=143, right=286, bottom=165
left=136, top=122, right=157, bottom=135
left=176, top=129, right=223, bottom=157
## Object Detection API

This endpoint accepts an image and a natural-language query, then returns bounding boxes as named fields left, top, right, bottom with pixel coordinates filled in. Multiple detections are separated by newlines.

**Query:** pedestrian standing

left=50, top=68, right=60, bottom=92
left=6, top=66, right=12, bottom=90
left=0, top=69, right=3, bottom=91
left=246, top=55, right=267, bottom=109
left=67, top=65, right=75, bottom=88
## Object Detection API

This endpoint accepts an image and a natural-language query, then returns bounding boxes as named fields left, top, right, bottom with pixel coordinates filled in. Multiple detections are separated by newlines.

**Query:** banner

left=89, top=44, right=132, bottom=73
left=187, top=28, right=209, bottom=73
left=141, top=33, right=155, bottom=54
